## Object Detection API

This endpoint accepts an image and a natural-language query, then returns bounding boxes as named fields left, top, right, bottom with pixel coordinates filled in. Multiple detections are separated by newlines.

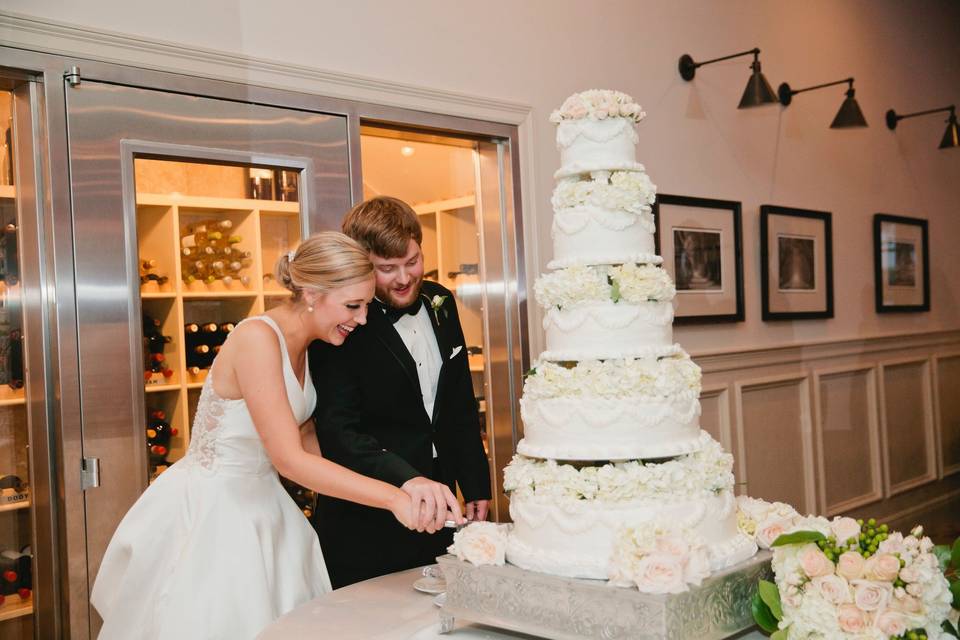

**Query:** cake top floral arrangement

left=549, top=89, right=646, bottom=123
left=739, top=498, right=960, bottom=640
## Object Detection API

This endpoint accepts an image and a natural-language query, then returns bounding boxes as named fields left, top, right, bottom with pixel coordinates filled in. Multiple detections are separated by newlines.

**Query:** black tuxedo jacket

left=309, top=280, right=491, bottom=587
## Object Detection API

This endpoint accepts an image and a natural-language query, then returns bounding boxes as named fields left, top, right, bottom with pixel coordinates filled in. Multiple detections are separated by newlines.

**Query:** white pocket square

left=449, top=346, right=463, bottom=360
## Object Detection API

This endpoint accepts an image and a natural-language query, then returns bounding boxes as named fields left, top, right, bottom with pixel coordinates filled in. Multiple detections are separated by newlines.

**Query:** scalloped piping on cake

left=543, top=302, right=674, bottom=332
left=552, top=207, right=656, bottom=234
left=555, top=160, right=646, bottom=180
left=555, top=117, right=639, bottom=148
left=521, top=394, right=700, bottom=428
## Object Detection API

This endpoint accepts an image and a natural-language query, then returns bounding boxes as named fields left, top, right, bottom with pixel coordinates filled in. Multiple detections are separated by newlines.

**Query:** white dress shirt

left=392, top=303, right=443, bottom=457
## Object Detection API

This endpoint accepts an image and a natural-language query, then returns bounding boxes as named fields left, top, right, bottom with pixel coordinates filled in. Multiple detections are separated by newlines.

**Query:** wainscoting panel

left=813, top=366, right=882, bottom=515
left=735, top=375, right=815, bottom=513
left=880, top=359, right=936, bottom=496
left=695, top=330, right=960, bottom=540
left=934, top=354, right=960, bottom=477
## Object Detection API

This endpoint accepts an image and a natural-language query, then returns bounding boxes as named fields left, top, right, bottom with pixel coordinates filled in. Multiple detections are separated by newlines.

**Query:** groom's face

left=370, top=238, right=424, bottom=309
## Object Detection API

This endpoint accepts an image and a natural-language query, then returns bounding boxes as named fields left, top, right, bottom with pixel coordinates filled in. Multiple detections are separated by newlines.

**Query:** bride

left=91, top=231, right=463, bottom=639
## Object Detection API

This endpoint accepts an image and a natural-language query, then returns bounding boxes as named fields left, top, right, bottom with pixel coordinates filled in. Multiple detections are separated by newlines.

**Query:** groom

left=310, top=196, right=492, bottom=588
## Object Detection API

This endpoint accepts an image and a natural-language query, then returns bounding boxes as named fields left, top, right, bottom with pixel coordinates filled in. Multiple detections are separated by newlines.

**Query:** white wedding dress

left=91, top=316, right=331, bottom=640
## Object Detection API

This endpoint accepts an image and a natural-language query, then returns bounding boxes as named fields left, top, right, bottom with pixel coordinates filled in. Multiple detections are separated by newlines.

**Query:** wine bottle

left=184, top=323, right=200, bottom=333
left=141, top=259, right=157, bottom=271
left=201, top=323, right=218, bottom=333
left=194, top=345, right=210, bottom=354
left=219, top=322, right=235, bottom=333
left=187, top=366, right=202, bottom=375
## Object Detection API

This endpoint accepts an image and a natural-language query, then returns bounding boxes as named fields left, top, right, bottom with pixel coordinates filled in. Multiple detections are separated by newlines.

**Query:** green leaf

left=952, top=536, right=960, bottom=571
left=950, top=578, right=960, bottom=610
left=758, top=580, right=783, bottom=620
left=771, top=530, right=827, bottom=547
left=751, top=592, right=779, bottom=634
left=771, top=629, right=790, bottom=640
left=943, top=619, right=960, bottom=639
left=610, top=278, right=621, bottom=303
left=934, top=544, right=952, bottom=572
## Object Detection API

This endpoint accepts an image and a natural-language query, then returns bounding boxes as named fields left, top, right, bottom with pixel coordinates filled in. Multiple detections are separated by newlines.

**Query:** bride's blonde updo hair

left=275, top=231, right=373, bottom=301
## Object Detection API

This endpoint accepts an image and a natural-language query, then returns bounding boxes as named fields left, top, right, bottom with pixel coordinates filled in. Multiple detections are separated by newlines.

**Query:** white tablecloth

left=258, top=567, right=768, bottom=640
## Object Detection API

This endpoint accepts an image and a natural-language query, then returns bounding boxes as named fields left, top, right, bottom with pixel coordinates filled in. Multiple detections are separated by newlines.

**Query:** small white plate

left=413, top=576, right=446, bottom=594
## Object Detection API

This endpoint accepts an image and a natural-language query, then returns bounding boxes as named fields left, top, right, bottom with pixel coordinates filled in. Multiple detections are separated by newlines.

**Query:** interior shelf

left=0, top=597, right=33, bottom=622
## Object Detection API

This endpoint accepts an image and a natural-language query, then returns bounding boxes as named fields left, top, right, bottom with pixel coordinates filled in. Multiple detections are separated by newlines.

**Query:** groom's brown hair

left=342, top=196, right=423, bottom=259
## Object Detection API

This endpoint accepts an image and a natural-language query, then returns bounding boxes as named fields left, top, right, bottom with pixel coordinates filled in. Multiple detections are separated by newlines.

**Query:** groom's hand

left=465, top=500, right=489, bottom=522
left=401, top=477, right=464, bottom=533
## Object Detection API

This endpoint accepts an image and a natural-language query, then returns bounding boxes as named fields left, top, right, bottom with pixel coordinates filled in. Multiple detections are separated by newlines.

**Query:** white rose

left=683, top=547, right=711, bottom=587
left=756, top=517, right=792, bottom=549
left=830, top=517, right=861, bottom=544
left=799, top=544, right=834, bottom=578
left=811, top=574, right=853, bottom=605
left=836, top=551, right=866, bottom=580
left=837, top=604, right=868, bottom=633
left=866, top=553, right=900, bottom=582
left=874, top=609, right=907, bottom=636
left=448, top=522, right=507, bottom=567
left=878, top=532, right=905, bottom=555
left=632, top=553, right=688, bottom=594
left=851, top=579, right=893, bottom=611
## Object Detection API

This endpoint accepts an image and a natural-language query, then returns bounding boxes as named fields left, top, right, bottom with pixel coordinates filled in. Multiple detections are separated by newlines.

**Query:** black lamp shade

left=738, top=63, right=777, bottom=109
left=830, top=90, right=868, bottom=128
left=939, top=114, right=959, bottom=149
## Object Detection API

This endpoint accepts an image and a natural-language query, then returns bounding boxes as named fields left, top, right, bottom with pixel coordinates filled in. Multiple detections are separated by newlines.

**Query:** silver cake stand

left=436, top=551, right=773, bottom=640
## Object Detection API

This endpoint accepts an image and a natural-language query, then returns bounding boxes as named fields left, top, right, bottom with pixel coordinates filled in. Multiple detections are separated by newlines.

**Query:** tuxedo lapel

left=367, top=303, right=422, bottom=396
left=421, top=289, right=456, bottom=424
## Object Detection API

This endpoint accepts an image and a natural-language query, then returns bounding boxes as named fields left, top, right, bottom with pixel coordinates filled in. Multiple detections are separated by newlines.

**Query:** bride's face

left=307, top=276, right=375, bottom=345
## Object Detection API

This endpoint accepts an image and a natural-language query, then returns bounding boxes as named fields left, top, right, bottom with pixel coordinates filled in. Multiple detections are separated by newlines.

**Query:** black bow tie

left=382, top=296, right=423, bottom=323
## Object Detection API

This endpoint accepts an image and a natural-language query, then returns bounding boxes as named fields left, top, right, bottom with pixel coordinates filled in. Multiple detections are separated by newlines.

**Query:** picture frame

left=873, top=213, right=929, bottom=313
left=760, top=205, right=834, bottom=321
left=652, top=194, right=744, bottom=324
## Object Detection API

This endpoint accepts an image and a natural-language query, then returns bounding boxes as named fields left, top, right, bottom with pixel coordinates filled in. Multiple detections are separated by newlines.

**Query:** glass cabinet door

left=0, top=84, right=34, bottom=640
left=132, top=158, right=306, bottom=482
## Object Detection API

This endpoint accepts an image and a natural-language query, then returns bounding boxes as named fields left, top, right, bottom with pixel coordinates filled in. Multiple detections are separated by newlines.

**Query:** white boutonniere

left=429, top=294, right=448, bottom=324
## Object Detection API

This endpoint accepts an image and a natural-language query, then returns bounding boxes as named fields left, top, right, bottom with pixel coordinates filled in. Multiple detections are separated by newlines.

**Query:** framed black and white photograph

left=760, top=205, right=833, bottom=320
left=873, top=214, right=929, bottom=313
left=653, top=194, right=744, bottom=323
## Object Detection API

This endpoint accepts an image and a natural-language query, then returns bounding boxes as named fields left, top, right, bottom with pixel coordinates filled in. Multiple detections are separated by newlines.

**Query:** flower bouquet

left=742, top=503, right=960, bottom=639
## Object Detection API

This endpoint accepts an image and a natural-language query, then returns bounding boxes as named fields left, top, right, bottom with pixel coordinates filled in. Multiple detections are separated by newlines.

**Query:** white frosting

left=550, top=206, right=659, bottom=269
left=506, top=490, right=758, bottom=580
left=556, top=118, right=638, bottom=178
left=518, top=394, right=701, bottom=461
left=543, top=301, right=673, bottom=360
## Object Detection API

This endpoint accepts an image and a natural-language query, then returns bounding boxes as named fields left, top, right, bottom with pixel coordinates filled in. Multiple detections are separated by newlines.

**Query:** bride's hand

left=401, top=477, right=465, bottom=533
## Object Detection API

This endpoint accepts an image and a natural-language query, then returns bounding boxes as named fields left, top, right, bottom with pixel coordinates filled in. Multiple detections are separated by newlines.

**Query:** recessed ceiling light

left=400, top=146, right=415, bottom=157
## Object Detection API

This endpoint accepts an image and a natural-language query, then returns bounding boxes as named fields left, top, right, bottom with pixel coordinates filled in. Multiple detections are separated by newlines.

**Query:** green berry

left=868, top=518, right=876, bottom=526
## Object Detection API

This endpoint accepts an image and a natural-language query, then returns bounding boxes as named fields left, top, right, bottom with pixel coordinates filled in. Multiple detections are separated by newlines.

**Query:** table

left=258, top=567, right=769, bottom=640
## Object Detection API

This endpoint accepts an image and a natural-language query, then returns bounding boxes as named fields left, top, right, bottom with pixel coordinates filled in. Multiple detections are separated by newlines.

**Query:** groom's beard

left=377, top=276, right=423, bottom=310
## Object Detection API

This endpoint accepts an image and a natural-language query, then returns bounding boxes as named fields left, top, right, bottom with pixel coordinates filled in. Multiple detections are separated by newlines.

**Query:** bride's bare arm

left=224, top=322, right=461, bottom=531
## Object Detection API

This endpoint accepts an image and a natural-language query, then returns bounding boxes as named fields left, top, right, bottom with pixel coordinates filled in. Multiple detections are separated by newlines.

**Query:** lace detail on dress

left=185, top=375, right=229, bottom=471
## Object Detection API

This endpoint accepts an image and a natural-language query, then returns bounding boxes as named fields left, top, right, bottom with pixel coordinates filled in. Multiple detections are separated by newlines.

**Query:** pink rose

left=633, top=553, right=687, bottom=594
left=837, top=551, right=866, bottom=580
left=874, top=610, right=907, bottom=636
left=449, top=522, right=506, bottom=566
left=799, top=544, right=834, bottom=578
left=567, top=103, right=588, bottom=119
left=594, top=108, right=609, bottom=120
left=851, top=580, right=892, bottom=611
left=830, top=517, right=861, bottom=544
left=899, top=564, right=921, bottom=583
left=837, top=604, right=867, bottom=633
left=655, top=536, right=690, bottom=557
left=868, top=554, right=901, bottom=582
left=811, top=574, right=852, bottom=604
left=756, top=518, right=790, bottom=549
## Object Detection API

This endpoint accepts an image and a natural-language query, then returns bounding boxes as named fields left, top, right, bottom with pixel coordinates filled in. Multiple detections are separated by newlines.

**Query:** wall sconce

left=777, top=78, right=867, bottom=128
left=678, top=48, right=777, bottom=108
left=886, top=104, right=959, bottom=149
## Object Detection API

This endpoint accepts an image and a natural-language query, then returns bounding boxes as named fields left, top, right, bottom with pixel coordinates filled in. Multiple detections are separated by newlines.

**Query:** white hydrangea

left=552, top=170, right=657, bottom=222
left=549, top=89, right=646, bottom=123
left=503, top=432, right=734, bottom=503
left=534, top=264, right=675, bottom=310
left=523, top=355, right=701, bottom=400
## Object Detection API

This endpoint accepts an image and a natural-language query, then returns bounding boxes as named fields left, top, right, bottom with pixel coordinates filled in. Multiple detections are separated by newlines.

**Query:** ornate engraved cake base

left=436, top=551, right=772, bottom=640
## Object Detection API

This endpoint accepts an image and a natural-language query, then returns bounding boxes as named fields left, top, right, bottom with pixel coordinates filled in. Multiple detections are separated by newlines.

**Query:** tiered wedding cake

left=503, top=90, right=757, bottom=587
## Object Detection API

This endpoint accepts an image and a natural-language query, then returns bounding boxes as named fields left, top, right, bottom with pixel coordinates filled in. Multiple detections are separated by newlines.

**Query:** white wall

left=5, top=0, right=960, bottom=354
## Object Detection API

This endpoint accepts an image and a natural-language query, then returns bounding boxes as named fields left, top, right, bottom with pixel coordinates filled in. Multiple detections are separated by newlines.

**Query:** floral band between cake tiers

left=534, top=263, right=676, bottom=309
left=523, top=355, right=701, bottom=400
left=503, top=432, right=734, bottom=502
left=552, top=170, right=657, bottom=217
left=549, top=89, right=646, bottom=123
